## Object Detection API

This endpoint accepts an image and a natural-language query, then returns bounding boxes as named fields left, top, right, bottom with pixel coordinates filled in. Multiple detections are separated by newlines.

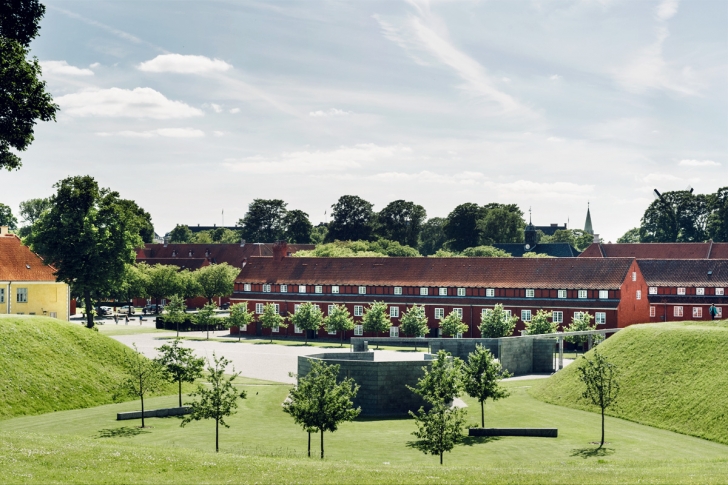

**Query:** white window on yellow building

left=17, top=288, right=28, bottom=303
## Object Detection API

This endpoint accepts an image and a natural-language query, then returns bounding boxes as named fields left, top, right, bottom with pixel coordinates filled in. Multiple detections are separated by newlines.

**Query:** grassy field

left=530, top=320, right=728, bottom=444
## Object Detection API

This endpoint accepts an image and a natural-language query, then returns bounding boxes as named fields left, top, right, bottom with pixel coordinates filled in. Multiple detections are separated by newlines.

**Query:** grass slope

left=0, top=316, right=178, bottom=420
left=530, top=320, right=728, bottom=444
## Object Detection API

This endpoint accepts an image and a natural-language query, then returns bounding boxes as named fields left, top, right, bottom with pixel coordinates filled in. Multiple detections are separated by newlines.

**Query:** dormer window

left=171, top=250, right=177, bottom=257
left=205, top=249, right=210, bottom=257
left=677, top=287, right=686, bottom=295
left=526, top=289, right=535, bottom=298
left=188, top=250, right=193, bottom=257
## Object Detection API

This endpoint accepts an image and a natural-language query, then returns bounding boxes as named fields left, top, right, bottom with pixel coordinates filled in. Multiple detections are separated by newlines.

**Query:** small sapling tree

left=260, top=303, right=288, bottom=343
left=462, top=345, right=511, bottom=427
left=409, top=350, right=463, bottom=405
left=195, top=263, right=239, bottom=305
left=399, top=305, right=429, bottom=349
left=565, top=312, right=596, bottom=353
left=283, top=360, right=360, bottom=459
left=577, top=348, right=620, bottom=449
left=117, top=344, right=164, bottom=428
left=182, top=353, right=246, bottom=452
left=479, top=304, right=518, bottom=338
left=227, top=302, right=254, bottom=341
left=163, top=295, right=187, bottom=337
left=323, top=304, right=355, bottom=347
left=362, top=301, right=391, bottom=345
left=524, top=309, right=557, bottom=335
left=440, top=310, right=467, bottom=338
left=193, top=302, right=218, bottom=340
left=155, top=338, right=204, bottom=407
left=289, top=302, right=324, bottom=345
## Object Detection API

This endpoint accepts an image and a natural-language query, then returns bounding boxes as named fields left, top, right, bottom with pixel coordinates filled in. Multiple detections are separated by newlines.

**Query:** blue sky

left=2, top=0, right=726, bottom=241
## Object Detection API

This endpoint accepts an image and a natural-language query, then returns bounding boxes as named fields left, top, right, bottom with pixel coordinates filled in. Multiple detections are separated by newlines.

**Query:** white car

left=118, top=305, right=136, bottom=314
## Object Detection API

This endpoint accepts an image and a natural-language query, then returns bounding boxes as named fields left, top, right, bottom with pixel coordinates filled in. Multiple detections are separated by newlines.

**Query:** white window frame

left=521, top=309, right=532, bottom=322
left=558, top=289, right=567, bottom=299
left=457, top=288, right=466, bottom=297
left=504, top=310, right=512, bottom=318
left=298, top=285, right=306, bottom=294
left=16, top=288, right=27, bottom=303
left=578, top=290, right=587, bottom=299
left=272, top=325, right=279, bottom=333
left=244, top=284, right=251, bottom=292
left=716, top=307, right=723, bottom=318
left=328, top=304, right=335, bottom=315
left=280, top=284, right=287, bottom=293
left=481, top=308, right=491, bottom=318
left=595, top=312, right=606, bottom=325
left=390, top=306, right=399, bottom=318
left=315, top=285, right=323, bottom=294
left=294, top=325, right=302, bottom=333
left=632, top=271, right=637, bottom=282
left=677, top=287, right=686, bottom=295
left=453, top=308, right=463, bottom=318
left=434, top=308, right=445, bottom=319
left=650, top=306, right=656, bottom=317
left=354, top=325, right=363, bottom=336
left=294, top=304, right=301, bottom=313
left=636, top=290, right=641, bottom=300
left=649, top=287, right=657, bottom=295
left=394, top=286, right=402, bottom=295
left=552, top=311, right=563, bottom=323
left=599, top=290, right=609, bottom=299
left=389, top=326, right=399, bottom=338
left=574, top=311, right=584, bottom=320
left=716, top=288, right=725, bottom=296
left=693, top=307, right=702, bottom=318
left=486, top=288, right=495, bottom=297
left=255, top=303, right=264, bottom=314
left=358, top=286, right=367, bottom=295
left=0, top=288, right=4, bottom=303
left=420, top=287, right=429, bottom=296
left=328, top=328, right=337, bottom=335
left=273, top=304, right=280, bottom=314
left=674, top=306, right=683, bottom=317
left=526, top=289, right=535, bottom=298
left=332, top=285, right=339, bottom=294
left=263, top=284, right=271, bottom=293
left=696, top=288, right=705, bottom=296
left=354, top=305, right=363, bottom=317
left=439, top=288, right=448, bottom=296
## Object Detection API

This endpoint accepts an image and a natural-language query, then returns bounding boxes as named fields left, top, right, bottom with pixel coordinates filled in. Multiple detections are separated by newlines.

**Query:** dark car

left=143, top=304, right=165, bottom=314
left=220, top=302, right=231, bottom=310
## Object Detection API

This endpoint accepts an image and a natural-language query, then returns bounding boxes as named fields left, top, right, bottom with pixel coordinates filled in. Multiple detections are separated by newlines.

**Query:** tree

left=284, top=209, right=313, bottom=243
left=362, top=301, right=391, bottom=340
left=323, top=304, right=355, bottom=347
left=462, top=345, right=510, bottom=427
left=409, top=350, right=463, bottom=405
left=182, top=353, right=246, bottom=452
left=461, top=245, right=512, bottom=257
left=576, top=349, right=620, bottom=449
left=155, top=338, right=204, bottom=407
left=479, top=304, right=518, bottom=338
left=477, top=207, right=524, bottom=245
left=707, top=187, right=728, bottom=242
left=162, top=295, right=187, bottom=337
left=193, top=302, right=218, bottom=340
left=311, top=223, right=328, bottom=244
left=145, top=264, right=182, bottom=314
left=565, top=312, right=596, bottom=352
left=418, top=217, right=448, bottom=256
left=117, top=263, right=149, bottom=315
left=227, top=302, right=254, bottom=341
left=444, top=203, right=487, bottom=252
left=17, top=197, right=50, bottom=237
left=117, top=199, right=155, bottom=243
left=326, top=195, right=375, bottom=242
left=544, top=229, right=594, bottom=251
left=376, top=199, right=427, bottom=247
left=399, top=304, right=429, bottom=348
left=26, top=176, right=145, bottom=328
left=239, top=199, right=287, bottom=242
left=639, top=190, right=711, bottom=243
left=0, top=202, right=18, bottom=229
left=0, top=0, right=58, bottom=171
left=178, top=268, right=202, bottom=302
left=210, top=227, right=240, bottom=243
left=524, top=309, right=558, bottom=335
left=289, top=302, right=324, bottom=345
left=260, top=303, right=287, bottom=342
left=440, top=311, right=467, bottom=338
left=195, top=263, right=239, bottom=305
left=617, top=227, right=640, bottom=243
left=283, top=360, right=360, bottom=459
left=168, top=224, right=192, bottom=243
left=116, top=344, right=164, bottom=428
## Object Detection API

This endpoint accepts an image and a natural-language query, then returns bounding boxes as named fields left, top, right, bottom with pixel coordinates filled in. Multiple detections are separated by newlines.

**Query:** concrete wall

left=429, top=337, right=555, bottom=375
left=533, top=339, right=557, bottom=373
left=297, top=352, right=431, bottom=417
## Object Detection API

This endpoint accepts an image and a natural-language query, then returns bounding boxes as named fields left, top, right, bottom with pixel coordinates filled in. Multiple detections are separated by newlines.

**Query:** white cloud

left=213, top=131, right=226, bottom=137
left=656, top=0, right=679, bottom=20
left=229, top=108, right=240, bottom=114
left=679, top=159, right=721, bottom=167
left=309, top=108, right=351, bottom=117
left=41, top=60, right=94, bottom=76
left=96, top=128, right=205, bottom=138
left=89, top=62, right=100, bottom=68
left=56, top=87, right=204, bottom=119
left=549, top=74, right=562, bottom=81
left=210, top=103, right=223, bottom=113
left=138, top=54, right=233, bottom=74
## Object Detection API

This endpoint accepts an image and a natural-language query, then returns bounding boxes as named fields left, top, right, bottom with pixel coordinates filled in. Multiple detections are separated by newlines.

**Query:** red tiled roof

left=579, top=243, right=728, bottom=259
left=137, top=243, right=315, bottom=268
left=0, top=234, right=57, bottom=281
left=237, top=257, right=635, bottom=290
left=637, top=259, right=728, bottom=287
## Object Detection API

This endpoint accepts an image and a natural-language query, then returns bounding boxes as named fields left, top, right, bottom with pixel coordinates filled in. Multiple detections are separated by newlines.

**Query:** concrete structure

left=469, top=428, right=558, bottom=437
left=0, top=227, right=69, bottom=320
left=117, top=406, right=190, bottom=421
left=429, top=337, right=556, bottom=375
left=297, top=352, right=432, bottom=417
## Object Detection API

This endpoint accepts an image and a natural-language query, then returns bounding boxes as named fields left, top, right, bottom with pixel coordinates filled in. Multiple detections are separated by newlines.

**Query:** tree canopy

left=418, top=217, right=448, bottom=256
left=376, top=199, right=426, bottom=248
left=479, top=304, right=518, bottom=338
left=0, top=202, right=18, bottom=229
left=638, top=188, right=726, bottom=242
left=326, top=195, right=375, bottom=242
left=195, top=263, right=239, bottom=304
left=462, top=345, right=510, bottom=428
left=239, top=199, right=288, bottom=242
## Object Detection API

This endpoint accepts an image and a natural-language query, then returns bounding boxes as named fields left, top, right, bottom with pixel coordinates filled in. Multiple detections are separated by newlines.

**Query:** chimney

left=593, top=233, right=600, bottom=243
left=240, top=238, right=246, bottom=247
left=273, top=240, right=288, bottom=262
left=0, top=226, right=8, bottom=236
left=241, top=258, right=247, bottom=268
left=163, top=237, right=168, bottom=247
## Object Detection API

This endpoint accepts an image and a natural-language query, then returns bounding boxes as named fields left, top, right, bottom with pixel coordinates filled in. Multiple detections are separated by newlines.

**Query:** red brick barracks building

left=228, top=243, right=727, bottom=339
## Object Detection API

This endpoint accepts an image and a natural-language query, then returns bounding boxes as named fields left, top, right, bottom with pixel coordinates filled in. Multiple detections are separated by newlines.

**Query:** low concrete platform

left=117, top=406, right=191, bottom=421
left=468, top=427, right=558, bottom=438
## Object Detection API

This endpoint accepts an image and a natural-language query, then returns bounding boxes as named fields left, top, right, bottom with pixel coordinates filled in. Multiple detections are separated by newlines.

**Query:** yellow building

left=0, top=227, right=70, bottom=320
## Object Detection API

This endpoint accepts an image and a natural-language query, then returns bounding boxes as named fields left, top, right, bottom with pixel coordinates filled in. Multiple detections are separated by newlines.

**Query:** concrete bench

left=468, top=428, right=558, bottom=438
left=117, top=406, right=191, bottom=421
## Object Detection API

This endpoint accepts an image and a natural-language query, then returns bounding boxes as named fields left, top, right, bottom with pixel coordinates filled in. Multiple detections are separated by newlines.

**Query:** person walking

left=709, top=303, right=719, bottom=321
left=125, top=314, right=129, bottom=325
left=113, top=313, right=119, bottom=325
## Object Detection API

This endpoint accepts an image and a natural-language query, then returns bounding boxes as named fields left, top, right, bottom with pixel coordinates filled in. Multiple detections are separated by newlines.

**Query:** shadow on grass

left=460, top=435, right=501, bottom=446
left=96, top=427, right=151, bottom=439
left=570, top=447, right=615, bottom=458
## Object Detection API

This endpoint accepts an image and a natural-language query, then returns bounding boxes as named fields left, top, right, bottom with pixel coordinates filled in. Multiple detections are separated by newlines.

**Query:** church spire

left=584, top=202, right=594, bottom=235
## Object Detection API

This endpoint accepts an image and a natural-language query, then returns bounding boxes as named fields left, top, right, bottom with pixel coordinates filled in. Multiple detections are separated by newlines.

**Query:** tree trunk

left=600, top=407, right=605, bottom=449
left=155, top=297, right=160, bottom=315
left=178, top=379, right=182, bottom=408
left=481, top=401, right=485, bottom=428
left=140, top=375, right=145, bottom=428
left=84, top=289, right=94, bottom=328
left=440, top=451, right=443, bottom=465
left=340, top=331, right=344, bottom=348
left=305, top=330, right=308, bottom=346
left=308, top=431, right=311, bottom=458
left=238, top=326, right=241, bottom=342
left=320, top=429, right=324, bottom=459
left=176, top=320, right=179, bottom=338
left=207, top=324, right=209, bottom=340
left=216, top=417, right=219, bottom=452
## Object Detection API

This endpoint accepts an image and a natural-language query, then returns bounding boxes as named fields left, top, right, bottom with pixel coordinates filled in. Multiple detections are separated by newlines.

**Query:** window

left=453, top=308, right=463, bottom=318
left=315, top=285, right=323, bottom=294
left=693, top=307, right=702, bottom=318
left=255, top=303, right=264, bottom=314
left=457, top=288, right=465, bottom=297
left=420, top=287, right=429, bottom=296
left=674, top=306, right=683, bottom=317
left=632, top=271, right=637, bottom=282
left=273, top=304, right=280, bottom=314
left=455, top=332, right=463, bottom=339
left=595, top=312, right=606, bottom=325
left=649, top=287, right=657, bottom=295
left=552, top=311, right=563, bottom=323
left=599, top=290, right=609, bottom=299
left=716, top=288, right=725, bottom=296
left=717, top=307, right=723, bottom=318
left=359, top=286, right=367, bottom=295
left=328, top=304, right=335, bottom=315
left=677, top=287, right=686, bottom=295
left=390, top=306, right=399, bottom=318
left=0, top=288, right=4, bottom=303
left=636, top=290, right=641, bottom=300
left=521, top=309, right=532, bottom=322
left=294, top=325, right=302, bottom=333
left=332, top=286, right=339, bottom=294
left=280, top=284, right=287, bottom=293
left=244, top=284, right=251, bottom=292
left=481, top=308, right=491, bottom=318
left=263, top=284, right=271, bottom=293
left=354, top=325, right=363, bottom=336
left=394, top=286, right=402, bottom=295
left=49, top=312, right=57, bottom=319
left=578, top=290, right=587, bottom=299
left=389, top=326, right=399, bottom=338
left=354, top=305, right=363, bottom=317
left=526, top=289, right=535, bottom=298
left=439, top=288, right=448, bottom=296
left=558, top=290, right=567, bottom=299
left=696, top=288, right=705, bottom=296
left=272, top=325, right=279, bottom=333
left=435, top=308, right=445, bottom=319
left=294, top=304, right=301, bottom=313
left=16, top=288, right=28, bottom=303
left=328, top=328, right=337, bottom=335
left=298, top=285, right=306, bottom=293
left=574, top=311, right=584, bottom=320
left=486, top=288, right=495, bottom=297
left=504, top=310, right=512, bottom=318
left=649, top=305, right=656, bottom=317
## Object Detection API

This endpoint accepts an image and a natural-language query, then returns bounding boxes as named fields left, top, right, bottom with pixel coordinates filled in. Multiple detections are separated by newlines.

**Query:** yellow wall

left=0, top=282, right=69, bottom=321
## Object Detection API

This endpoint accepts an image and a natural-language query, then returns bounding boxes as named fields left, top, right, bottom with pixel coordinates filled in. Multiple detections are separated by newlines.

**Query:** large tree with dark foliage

left=0, top=202, right=18, bottom=229
left=27, top=176, right=145, bottom=328
left=376, top=199, right=426, bottom=247
left=326, top=195, right=375, bottom=242
left=477, top=205, right=524, bottom=245
left=239, top=199, right=287, bottom=242
left=639, top=189, right=720, bottom=242
left=707, top=187, right=728, bottom=242
left=284, top=209, right=313, bottom=243
left=418, top=217, right=448, bottom=256
left=443, top=203, right=487, bottom=251
left=0, top=0, right=58, bottom=170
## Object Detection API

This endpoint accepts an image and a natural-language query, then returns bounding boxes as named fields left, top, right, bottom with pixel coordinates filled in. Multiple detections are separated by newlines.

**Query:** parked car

left=220, top=302, right=231, bottom=310
left=143, top=304, right=165, bottom=314
left=118, top=305, right=136, bottom=315
left=96, top=306, right=113, bottom=317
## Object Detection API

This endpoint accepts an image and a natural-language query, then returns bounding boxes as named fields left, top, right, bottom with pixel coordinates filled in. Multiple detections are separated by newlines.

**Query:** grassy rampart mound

left=0, top=316, right=169, bottom=420
left=530, top=320, right=728, bottom=444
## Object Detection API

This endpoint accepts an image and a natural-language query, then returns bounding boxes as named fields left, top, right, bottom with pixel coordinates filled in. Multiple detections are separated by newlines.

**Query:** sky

left=2, top=0, right=726, bottom=242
